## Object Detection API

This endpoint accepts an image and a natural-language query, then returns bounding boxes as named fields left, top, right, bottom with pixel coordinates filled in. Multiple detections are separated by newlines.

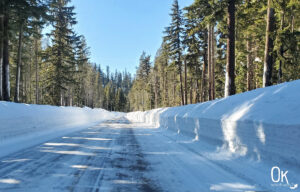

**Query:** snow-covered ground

left=0, top=80, right=299, bottom=191
left=0, top=102, right=123, bottom=158
left=0, top=117, right=298, bottom=192
left=127, top=80, right=300, bottom=191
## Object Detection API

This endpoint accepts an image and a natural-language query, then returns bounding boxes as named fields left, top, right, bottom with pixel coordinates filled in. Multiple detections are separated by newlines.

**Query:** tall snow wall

left=127, top=80, right=300, bottom=165
left=0, top=102, right=123, bottom=157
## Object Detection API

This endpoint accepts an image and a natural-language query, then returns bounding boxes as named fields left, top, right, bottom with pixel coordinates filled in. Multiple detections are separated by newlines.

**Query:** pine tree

left=1, top=0, right=48, bottom=102
left=164, top=0, right=184, bottom=105
left=46, top=0, right=78, bottom=105
left=182, top=5, right=202, bottom=104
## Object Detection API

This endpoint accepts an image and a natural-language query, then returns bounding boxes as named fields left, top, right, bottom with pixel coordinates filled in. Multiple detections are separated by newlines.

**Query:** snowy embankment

left=127, top=80, right=300, bottom=166
left=0, top=102, right=123, bottom=158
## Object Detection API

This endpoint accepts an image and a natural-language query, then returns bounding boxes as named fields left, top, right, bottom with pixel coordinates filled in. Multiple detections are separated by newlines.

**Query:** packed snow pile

left=126, top=108, right=167, bottom=127
left=0, top=102, right=123, bottom=157
left=127, top=80, right=300, bottom=165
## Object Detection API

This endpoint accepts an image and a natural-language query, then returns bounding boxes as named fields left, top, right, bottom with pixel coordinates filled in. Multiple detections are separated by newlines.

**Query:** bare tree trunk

left=14, top=22, right=24, bottom=102
left=173, top=71, right=176, bottom=105
left=196, top=78, right=200, bottom=103
left=0, top=14, right=3, bottom=100
left=184, top=57, right=187, bottom=105
left=162, top=70, right=165, bottom=106
left=142, top=89, right=145, bottom=111
left=106, top=93, right=109, bottom=109
left=253, top=44, right=259, bottom=89
left=35, top=38, right=39, bottom=104
left=211, top=25, right=215, bottom=100
left=195, top=68, right=200, bottom=103
left=165, top=70, right=168, bottom=106
left=207, top=24, right=212, bottom=100
left=150, top=83, right=153, bottom=110
left=189, top=77, right=193, bottom=104
left=263, top=0, right=276, bottom=87
left=2, top=10, right=10, bottom=101
left=60, top=92, right=63, bottom=106
left=200, top=35, right=207, bottom=102
left=278, top=13, right=284, bottom=83
left=40, top=85, right=43, bottom=104
left=154, top=74, right=158, bottom=108
left=179, top=61, right=184, bottom=106
left=28, top=53, right=34, bottom=103
left=69, top=88, right=73, bottom=106
left=246, top=38, right=253, bottom=91
left=23, top=59, right=27, bottom=102
left=224, top=0, right=236, bottom=97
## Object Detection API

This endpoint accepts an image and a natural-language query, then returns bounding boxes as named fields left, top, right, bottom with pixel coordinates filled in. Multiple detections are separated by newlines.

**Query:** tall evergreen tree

left=46, top=0, right=78, bottom=105
left=164, top=0, right=184, bottom=105
left=0, top=0, right=298, bottom=112
left=13, top=0, right=48, bottom=102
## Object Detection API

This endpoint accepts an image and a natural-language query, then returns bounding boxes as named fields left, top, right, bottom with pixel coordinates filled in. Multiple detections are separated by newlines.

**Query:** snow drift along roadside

left=0, top=102, right=123, bottom=158
left=127, top=80, right=300, bottom=165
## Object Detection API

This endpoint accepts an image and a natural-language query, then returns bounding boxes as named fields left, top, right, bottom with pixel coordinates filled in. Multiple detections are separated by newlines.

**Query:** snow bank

left=126, top=108, right=167, bottom=127
left=127, top=80, right=300, bottom=165
left=0, top=102, right=123, bottom=157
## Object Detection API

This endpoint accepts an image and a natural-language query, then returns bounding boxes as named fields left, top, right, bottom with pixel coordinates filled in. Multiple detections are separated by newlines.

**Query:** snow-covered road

left=2, top=80, right=300, bottom=192
left=0, top=118, right=159, bottom=191
left=0, top=118, right=284, bottom=191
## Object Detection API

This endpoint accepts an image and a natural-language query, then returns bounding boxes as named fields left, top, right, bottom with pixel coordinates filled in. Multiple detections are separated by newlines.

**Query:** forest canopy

left=0, top=0, right=299, bottom=112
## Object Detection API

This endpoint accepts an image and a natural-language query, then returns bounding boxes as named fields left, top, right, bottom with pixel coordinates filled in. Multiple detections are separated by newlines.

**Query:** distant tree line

left=129, top=0, right=299, bottom=111
left=1, top=0, right=299, bottom=112
left=0, top=0, right=132, bottom=111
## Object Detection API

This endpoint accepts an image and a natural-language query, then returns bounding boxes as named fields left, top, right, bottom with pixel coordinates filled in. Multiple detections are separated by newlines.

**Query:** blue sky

left=70, top=0, right=194, bottom=75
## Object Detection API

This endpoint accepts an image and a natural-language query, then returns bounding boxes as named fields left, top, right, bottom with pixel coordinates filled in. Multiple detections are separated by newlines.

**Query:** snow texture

left=127, top=80, right=300, bottom=166
left=0, top=102, right=123, bottom=158
left=1, top=80, right=300, bottom=192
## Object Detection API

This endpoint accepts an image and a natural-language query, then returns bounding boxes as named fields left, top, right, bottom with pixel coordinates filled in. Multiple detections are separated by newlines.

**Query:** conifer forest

left=0, top=0, right=299, bottom=112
